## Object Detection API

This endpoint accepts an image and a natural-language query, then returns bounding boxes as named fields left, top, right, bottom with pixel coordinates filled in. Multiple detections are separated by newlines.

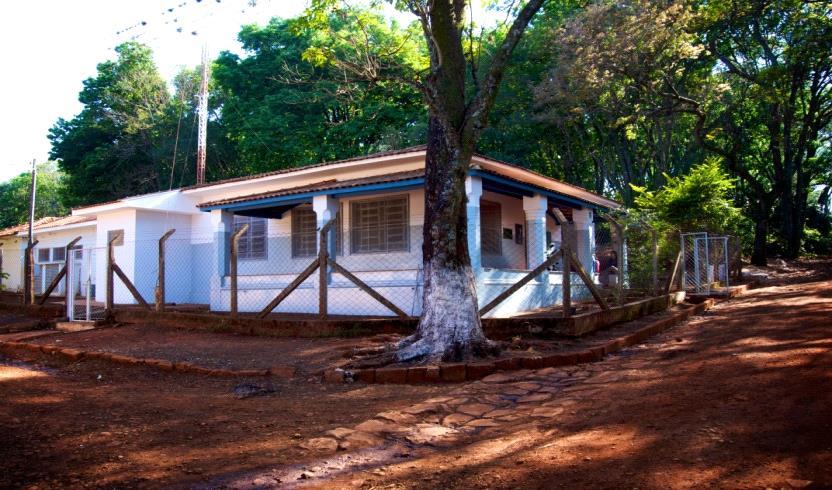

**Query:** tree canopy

left=20, top=0, right=828, bottom=263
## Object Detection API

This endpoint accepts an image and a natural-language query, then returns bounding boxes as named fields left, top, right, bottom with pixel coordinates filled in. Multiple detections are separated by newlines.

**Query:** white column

left=572, top=208, right=595, bottom=276
left=523, top=194, right=548, bottom=271
left=210, top=209, right=233, bottom=310
left=313, top=194, right=339, bottom=255
left=465, top=176, right=483, bottom=274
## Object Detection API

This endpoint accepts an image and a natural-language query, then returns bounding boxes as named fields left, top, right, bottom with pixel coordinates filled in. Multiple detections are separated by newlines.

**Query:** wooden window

left=107, top=230, right=124, bottom=246
left=350, top=195, right=409, bottom=254
left=480, top=200, right=502, bottom=256
left=233, top=215, right=267, bottom=260
left=291, top=207, right=317, bottom=258
left=37, top=248, right=50, bottom=263
left=52, top=247, right=66, bottom=262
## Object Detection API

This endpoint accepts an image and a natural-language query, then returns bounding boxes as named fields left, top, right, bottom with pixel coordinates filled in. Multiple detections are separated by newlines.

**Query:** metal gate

left=67, top=247, right=106, bottom=321
left=680, top=232, right=730, bottom=295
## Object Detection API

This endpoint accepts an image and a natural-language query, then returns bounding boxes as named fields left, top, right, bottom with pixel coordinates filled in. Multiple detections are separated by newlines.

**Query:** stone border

left=0, top=298, right=715, bottom=384
left=326, top=299, right=716, bottom=385
left=0, top=341, right=296, bottom=379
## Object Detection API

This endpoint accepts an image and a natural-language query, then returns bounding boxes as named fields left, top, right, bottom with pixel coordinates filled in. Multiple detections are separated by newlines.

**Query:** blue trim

left=469, top=170, right=598, bottom=210
left=199, top=177, right=425, bottom=212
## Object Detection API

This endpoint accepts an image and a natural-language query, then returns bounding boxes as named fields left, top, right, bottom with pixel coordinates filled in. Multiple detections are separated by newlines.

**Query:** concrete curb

left=331, top=299, right=716, bottom=385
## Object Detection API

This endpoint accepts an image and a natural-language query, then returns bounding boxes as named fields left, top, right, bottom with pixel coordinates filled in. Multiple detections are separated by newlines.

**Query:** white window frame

left=233, top=215, right=268, bottom=261
left=291, top=206, right=318, bottom=258
left=349, top=194, right=410, bottom=255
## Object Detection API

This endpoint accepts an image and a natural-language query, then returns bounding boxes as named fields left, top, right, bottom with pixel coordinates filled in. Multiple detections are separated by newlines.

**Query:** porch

left=198, top=171, right=603, bottom=318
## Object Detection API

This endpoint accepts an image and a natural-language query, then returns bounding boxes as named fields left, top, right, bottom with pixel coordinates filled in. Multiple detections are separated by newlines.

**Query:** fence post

left=229, top=224, right=248, bottom=320
left=155, top=229, right=176, bottom=313
left=106, top=233, right=120, bottom=313
left=651, top=227, right=659, bottom=295
left=24, top=240, right=38, bottom=305
left=562, top=222, right=572, bottom=318
left=318, top=219, right=336, bottom=319
left=610, top=219, right=625, bottom=305
left=62, top=237, right=82, bottom=316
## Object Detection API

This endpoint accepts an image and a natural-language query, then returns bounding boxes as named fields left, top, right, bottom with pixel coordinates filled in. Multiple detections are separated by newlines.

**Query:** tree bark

left=751, top=202, right=769, bottom=266
left=396, top=119, right=495, bottom=362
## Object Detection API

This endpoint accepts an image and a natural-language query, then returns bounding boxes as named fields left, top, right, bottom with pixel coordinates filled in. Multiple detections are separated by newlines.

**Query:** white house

left=0, top=216, right=97, bottom=296
left=6, top=146, right=620, bottom=318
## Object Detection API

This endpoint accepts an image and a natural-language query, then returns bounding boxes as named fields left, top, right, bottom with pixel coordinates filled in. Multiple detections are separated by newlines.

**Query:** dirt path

left=1, top=264, right=830, bottom=489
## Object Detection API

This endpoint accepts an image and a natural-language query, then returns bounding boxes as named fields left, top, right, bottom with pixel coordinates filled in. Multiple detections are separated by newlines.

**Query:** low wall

left=112, top=292, right=685, bottom=340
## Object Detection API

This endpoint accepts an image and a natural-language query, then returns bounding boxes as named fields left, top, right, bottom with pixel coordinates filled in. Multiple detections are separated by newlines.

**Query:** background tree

left=213, top=14, right=426, bottom=175
left=0, top=162, right=67, bottom=228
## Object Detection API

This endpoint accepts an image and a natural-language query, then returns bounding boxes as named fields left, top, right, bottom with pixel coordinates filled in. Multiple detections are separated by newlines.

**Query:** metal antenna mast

left=196, top=45, right=209, bottom=185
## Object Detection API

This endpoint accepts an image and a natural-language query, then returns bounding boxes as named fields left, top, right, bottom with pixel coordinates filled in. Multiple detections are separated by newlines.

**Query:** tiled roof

left=198, top=169, right=425, bottom=208
left=0, top=215, right=95, bottom=239
left=184, top=145, right=428, bottom=191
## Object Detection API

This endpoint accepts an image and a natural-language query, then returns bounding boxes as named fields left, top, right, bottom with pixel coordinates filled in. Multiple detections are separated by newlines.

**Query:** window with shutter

left=291, top=207, right=317, bottom=258
left=480, top=200, right=502, bottom=256
left=350, top=195, right=409, bottom=254
left=233, top=215, right=268, bottom=260
left=37, top=248, right=50, bottom=263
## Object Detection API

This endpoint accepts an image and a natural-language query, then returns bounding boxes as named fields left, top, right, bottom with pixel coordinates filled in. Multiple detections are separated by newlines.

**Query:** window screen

left=52, top=247, right=66, bottom=262
left=107, top=230, right=124, bottom=246
left=291, top=207, right=317, bottom=258
left=350, top=196, right=409, bottom=254
left=233, top=215, right=267, bottom=260
left=480, top=200, right=502, bottom=255
left=37, top=248, right=50, bottom=263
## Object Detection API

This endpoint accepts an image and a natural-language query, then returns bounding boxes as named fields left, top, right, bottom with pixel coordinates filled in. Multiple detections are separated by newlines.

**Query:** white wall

left=480, top=190, right=527, bottom=270
left=94, top=209, right=137, bottom=304
left=0, top=238, right=25, bottom=292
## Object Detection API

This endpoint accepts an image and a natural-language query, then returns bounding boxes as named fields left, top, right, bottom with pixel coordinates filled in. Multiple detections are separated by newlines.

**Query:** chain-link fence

left=2, top=210, right=733, bottom=320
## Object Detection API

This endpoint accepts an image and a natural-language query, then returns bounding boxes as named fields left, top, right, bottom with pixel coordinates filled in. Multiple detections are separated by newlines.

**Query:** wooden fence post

left=318, top=219, right=336, bottom=319
left=106, top=233, right=120, bottom=313
left=24, top=240, right=38, bottom=305
left=229, top=224, right=248, bottom=320
left=562, top=225, right=572, bottom=318
left=609, top=219, right=625, bottom=305
left=651, top=227, right=659, bottom=295
left=155, top=229, right=176, bottom=313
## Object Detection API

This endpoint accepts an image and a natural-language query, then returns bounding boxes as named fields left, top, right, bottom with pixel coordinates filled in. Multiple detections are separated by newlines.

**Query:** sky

left=0, top=0, right=497, bottom=184
left=0, top=0, right=305, bottom=182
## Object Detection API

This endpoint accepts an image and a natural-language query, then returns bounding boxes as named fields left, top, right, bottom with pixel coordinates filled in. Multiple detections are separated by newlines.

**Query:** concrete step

left=55, top=321, right=95, bottom=333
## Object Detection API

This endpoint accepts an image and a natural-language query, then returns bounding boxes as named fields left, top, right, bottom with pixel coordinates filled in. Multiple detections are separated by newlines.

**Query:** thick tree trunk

left=396, top=119, right=495, bottom=363
left=751, top=210, right=768, bottom=267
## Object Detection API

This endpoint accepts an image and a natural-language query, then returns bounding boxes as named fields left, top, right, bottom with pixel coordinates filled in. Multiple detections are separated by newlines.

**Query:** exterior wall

left=480, top=191, right=527, bottom=270
left=478, top=269, right=593, bottom=318
left=0, top=238, right=25, bottom=292
left=30, top=226, right=97, bottom=297
left=94, top=209, right=137, bottom=304
left=133, top=210, right=195, bottom=305
left=209, top=188, right=425, bottom=315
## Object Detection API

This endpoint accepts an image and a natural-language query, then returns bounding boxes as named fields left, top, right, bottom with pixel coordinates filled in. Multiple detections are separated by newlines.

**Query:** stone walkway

left=215, top=353, right=634, bottom=486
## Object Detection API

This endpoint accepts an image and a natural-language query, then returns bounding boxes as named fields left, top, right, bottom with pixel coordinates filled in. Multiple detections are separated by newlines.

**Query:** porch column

left=313, top=195, right=339, bottom=257
left=572, top=208, right=595, bottom=277
left=523, top=194, right=548, bottom=271
left=210, top=209, right=233, bottom=310
left=465, top=176, right=483, bottom=274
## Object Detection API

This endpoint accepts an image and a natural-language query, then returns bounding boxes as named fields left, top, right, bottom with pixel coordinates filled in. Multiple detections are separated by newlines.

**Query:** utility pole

left=24, top=159, right=37, bottom=305
left=27, top=159, right=36, bottom=246
left=195, top=45, right=209, bottom=185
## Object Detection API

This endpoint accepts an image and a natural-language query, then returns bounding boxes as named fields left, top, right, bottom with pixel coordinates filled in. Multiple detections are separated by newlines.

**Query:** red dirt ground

left=1, top=258, right=830, bottom=489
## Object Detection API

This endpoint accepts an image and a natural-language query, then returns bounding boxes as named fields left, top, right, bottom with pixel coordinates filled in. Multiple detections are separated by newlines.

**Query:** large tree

left=304, top=0, right=548, bottom=361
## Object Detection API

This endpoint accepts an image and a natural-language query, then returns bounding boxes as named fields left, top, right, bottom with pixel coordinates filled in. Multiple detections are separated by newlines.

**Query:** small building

left=5, top=146, right=620, bottom=318
left=0, top=216, right=97, bottom=295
